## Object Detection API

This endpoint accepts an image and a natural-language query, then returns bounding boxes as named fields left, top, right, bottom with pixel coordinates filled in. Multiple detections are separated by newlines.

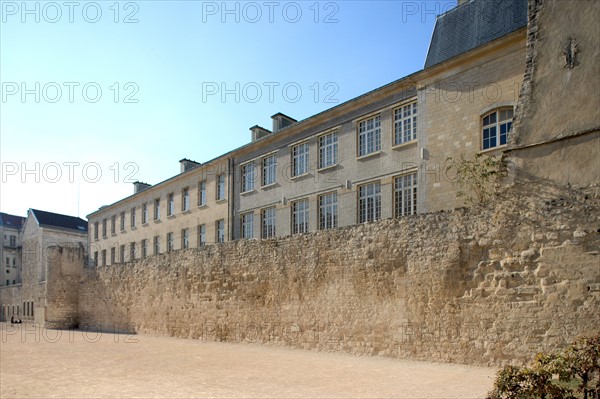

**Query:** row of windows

left=239, top=101, right=419, bottom=193
left=94, top=175, right=227, bottom=240
left=1, top=302, right=33, bottom=317
left=93, top=220, right=226, bottom=266
left=239, top=172, right=418, bottom=238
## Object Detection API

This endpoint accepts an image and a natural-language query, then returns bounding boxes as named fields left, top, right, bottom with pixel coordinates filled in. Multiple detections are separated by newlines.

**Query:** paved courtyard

left=1, top=323, right=496, bottom=398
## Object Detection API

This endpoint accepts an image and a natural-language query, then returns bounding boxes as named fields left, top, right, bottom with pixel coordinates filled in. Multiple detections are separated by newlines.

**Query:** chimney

left=271, top=113, right=297, bottom=132
left=250, top=125, right=272, bottom=142
left=179, top=158, right=201, bottom=173
left=133, top=181, right=151, bottom=194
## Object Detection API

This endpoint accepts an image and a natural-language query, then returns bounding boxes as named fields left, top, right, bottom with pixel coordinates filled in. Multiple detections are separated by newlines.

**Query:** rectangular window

left=292, top=142, right=309, bottom=177
left=154, top=199, right=161, bottom=221
left=167, top=232, right=174, bottom=252
left=394, top=101, right=418, bottom=145
left=94, top=251, right=98, bottom=267
left=241, top=212, right=254, bottom=239
left=241, top=163, right=255, bottom=192
left=167, top=193, right=175, bottom=216
left=197, top=224, right=206, bottom=247
left=394, top=172, right=418, bottom=217
left=182, top=187, right=190, bottom=211
left=262, top=155, right=277, bottom=186
left=111, top=216, right=116, bottom=235
left=198, top=181, right=206, bottom=206
left=319, top=132, right=338, bottom=168
left=120, top=212, right=126, bottom=231
left=358, top=115, right=381, bottom=156
left=102, top=219, right=107, bottom=237
left=141, top=239, right=148, bottom=258
left=130, top=242, right=136, bottom=261
left=182, top=229, right=189, bottom=249
left=12, top=258, right=15, bottom=267
left=142, top=204, right=148, bottom=224
left=120, top=245, right=125, bottom=263
left=217, top=175, right=226, bottom=200
left=216, top=220, right=225, bottom=243
left=110, top=247, right=116, bottom=265
left=153, top=236, right=160, bottom=255
left=130, top=208, right=136, bottom=228
left=261, top=207, right=276, bottom=238
left=94, top=222, right=99, bottom=240
left=358, top=182, right=381, bottom=223
left=319, top=192, right=338, bottom=230
left=101, top=249, right=106, bottom=266
left=292, top=199, right=309, bottom=234
left=482, top=108, right=514, bottom=150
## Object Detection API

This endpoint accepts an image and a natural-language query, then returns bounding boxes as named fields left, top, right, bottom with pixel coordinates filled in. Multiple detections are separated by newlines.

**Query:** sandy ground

left=0, top=323, right=496, bottom=398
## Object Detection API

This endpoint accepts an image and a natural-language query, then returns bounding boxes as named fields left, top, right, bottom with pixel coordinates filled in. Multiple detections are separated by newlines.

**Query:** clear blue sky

left=0, top=0, right=455, bottom=219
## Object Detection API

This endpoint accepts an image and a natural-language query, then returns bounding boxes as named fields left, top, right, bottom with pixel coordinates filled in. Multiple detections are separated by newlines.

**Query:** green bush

left=487, top=335, right=599, bottom=399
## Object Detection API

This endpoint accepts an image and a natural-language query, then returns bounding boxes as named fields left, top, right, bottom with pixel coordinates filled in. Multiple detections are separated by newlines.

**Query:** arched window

left=482, top=107, right=514, bottom=150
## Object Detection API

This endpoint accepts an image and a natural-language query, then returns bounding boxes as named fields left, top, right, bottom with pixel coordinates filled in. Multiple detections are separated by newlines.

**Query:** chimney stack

left=179, top=158, right=201, bottom=173
left=133, top=181, right=151, bottom=194
left=271, top=113, right=297, bottom=132
left=250, top=125, right=272, bottom=142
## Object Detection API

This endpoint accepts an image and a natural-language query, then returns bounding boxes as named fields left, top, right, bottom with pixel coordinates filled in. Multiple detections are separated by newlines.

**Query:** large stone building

left=0, top=209, right=87, bottom=325
left=0, top=212, right=25, bottom=287
left=86, top=0, right=596, bottom=265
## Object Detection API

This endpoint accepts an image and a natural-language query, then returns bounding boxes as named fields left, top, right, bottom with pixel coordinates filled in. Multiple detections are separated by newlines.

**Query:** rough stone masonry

left=77, top=173, right=600, bottom=366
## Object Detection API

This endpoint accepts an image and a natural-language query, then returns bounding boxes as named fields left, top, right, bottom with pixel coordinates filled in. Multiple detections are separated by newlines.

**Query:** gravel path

left=1, top=323, right=496, bottom=398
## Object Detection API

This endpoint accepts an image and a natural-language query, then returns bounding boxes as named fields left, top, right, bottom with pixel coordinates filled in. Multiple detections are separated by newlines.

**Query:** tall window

left=120, top=212, right=126, bottom=231
left=101, top=249, right=106, bottom=266
left=319, top=132, right=338, bottom=168
left=167, top=193, right=175, bottom=216
left=142, top=203, right=148, bottom=224
left=120, top=245, right=125, bottom=263
left=130, top=242, right=136, bottom=261
left=181, top=229, right=189, bottom=249
left=94, top=222, right=99, bottom=240
left=141, top=239, right=148, bottom=258
left=154, top=199, right=161, bottom=221
left=102, top=219, right=107, bottom=237
left=482, top=108, right=514, bottom=150
left=319, top=192, right=338, bottom=230
left=93, top=251, right=98, bottom=267
left=394, top=172, right=418, bottom=217
left=153, top=236, right=160, bottom=255
left=394, top=101, right=417, bottom=145
left=292, top=199, right=309, bottom=234
left=241, top=212, right=254, bottom=239
left=216, top=220, right=225, bottom=243
left=358, top=182, right=381, bottom=223
left=241, top=163, right=255, bottom=192
left=110, top=247, right=116, bottom=264
left=262, top=207, right=276, bottom=238
left=292, top=142, right=309, bottom=177
left=111, top=216, right=116, bottom=235
left=358, top=115, right=381, bottom=156
left=197, top=224, right=206, bottom=247
left=262, top=155, right=277, bottom=186
left=216, top=175, right=226, bottom=200
left=167, top=232, right=174, bottom=252
left=182, top=187, right=190, bottom=211
left=198, top=181, right=206, bottom=206
left=130, top=207, right=136, bottom=228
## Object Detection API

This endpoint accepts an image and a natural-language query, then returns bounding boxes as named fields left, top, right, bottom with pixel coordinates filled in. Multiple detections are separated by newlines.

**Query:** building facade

left=86, top=0, right=529, bottom=261
left=0, top=213, right=25, bottom=287
left=0, top=209, right=88, bottom=324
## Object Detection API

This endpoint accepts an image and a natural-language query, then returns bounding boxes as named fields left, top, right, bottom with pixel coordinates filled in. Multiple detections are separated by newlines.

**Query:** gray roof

left=0, top=212, right=25, bottom=229
left=425, top=0, right=527, bottom=68
left=30, top=209, right=88, bottom=232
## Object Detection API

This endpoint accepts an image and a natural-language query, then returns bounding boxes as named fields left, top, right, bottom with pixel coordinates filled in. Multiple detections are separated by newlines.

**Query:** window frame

left=481, top=107, right=514, bottom=150
left=198, top=181, right=207, bottom=206
left=292, top=142, right=309, bottom=177
left=393, top=101, right=418, bottom=146
left=318, top=131, right=338, bottom=169
left=240, top=212, right=254, bottom=239
left=261, top=207, right=276, bottom=239
left=262, top=154, right=277, bottom=186
left=318, top=191, right=338, bottom=230
left=241, top=162, right=255, bottom=193
left=182, top=187, right=190, bottom=212
left=357, top=115, right=381, bottom=157
left=358, top=181, right=381, bottom=223
left=291, top=199, right=309, bottom=235
left=394, top=172, right=418, bottom=218
left=216, top=175, right=226, bottom=201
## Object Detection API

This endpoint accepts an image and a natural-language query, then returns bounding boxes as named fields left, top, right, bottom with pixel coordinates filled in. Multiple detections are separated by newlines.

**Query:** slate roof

left=30, top=209, right=88, bottom=232
left=425, top=0, right=527, bottom=68
left=0, top=212, right=25, bottom=229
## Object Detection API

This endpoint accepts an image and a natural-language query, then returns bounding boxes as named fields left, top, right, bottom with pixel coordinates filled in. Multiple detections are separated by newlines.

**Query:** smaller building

left=0, top=209, right=87, bottom=326
left=0, top=212, right=26, bottom=287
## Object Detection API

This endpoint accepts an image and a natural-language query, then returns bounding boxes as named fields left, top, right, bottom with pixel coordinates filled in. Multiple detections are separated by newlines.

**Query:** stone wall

left=78, top=174, right=600, bottom=366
